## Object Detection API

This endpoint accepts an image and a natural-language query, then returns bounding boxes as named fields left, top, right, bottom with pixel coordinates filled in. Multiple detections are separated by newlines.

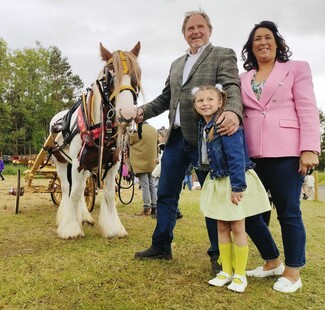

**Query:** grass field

left=0, top=175, right=324, bottom=309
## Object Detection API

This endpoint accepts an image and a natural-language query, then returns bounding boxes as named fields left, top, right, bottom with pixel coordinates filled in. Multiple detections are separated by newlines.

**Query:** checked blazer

left=141, top=43, right=243, bottom=147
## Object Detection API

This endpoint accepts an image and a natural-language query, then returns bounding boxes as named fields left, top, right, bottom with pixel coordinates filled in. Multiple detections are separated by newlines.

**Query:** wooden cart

left=10, top=134, right=96, bottom=214
left=10, top=134, right=135, bottom=214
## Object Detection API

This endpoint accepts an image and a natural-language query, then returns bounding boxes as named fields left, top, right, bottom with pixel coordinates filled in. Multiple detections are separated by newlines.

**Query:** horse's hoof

left=57, top=229, right=85, bottom=239
left=103, top=231, right=128, bottom=239
left=58, top=234, right=84, bottom=240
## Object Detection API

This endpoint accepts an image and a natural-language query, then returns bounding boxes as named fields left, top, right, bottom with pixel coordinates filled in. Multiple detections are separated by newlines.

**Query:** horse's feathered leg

left=57, top=161, right=85, bottom=239
left=55, top=162, right=70, bottom=227
left=99, top=161, right=128, bottom=238
left=56, top=136, right=94, bottom=239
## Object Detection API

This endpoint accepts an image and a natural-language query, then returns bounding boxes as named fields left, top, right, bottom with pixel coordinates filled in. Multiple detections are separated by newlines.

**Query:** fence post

left=314, top=171, right=319, bottom=201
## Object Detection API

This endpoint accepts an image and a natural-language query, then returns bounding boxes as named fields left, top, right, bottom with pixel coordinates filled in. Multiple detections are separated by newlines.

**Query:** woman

left=240, top=21, right=320, bottom=293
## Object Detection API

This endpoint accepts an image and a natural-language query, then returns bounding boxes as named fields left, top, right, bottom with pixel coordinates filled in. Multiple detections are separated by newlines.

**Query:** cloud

left=1, top=0, right=324, bottom=128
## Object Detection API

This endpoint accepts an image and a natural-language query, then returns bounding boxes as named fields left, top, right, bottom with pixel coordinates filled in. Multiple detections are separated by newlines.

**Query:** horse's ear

left=100, top=42, right=113, bottom=62
left=130, top=41, right=141, bottom=57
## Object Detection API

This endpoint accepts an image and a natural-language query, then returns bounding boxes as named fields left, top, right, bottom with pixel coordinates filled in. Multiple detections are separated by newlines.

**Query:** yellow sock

left=230, top=232, right=236, bottom=270
left=218, top=242, right=233, bottom=278
left=233, top=244, right=248, bottom=284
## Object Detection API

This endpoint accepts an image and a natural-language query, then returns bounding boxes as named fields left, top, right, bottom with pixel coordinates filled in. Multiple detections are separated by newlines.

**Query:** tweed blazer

left=240, top=60, right=321, bottom=158
left=141, top=43, right=243, bottom=147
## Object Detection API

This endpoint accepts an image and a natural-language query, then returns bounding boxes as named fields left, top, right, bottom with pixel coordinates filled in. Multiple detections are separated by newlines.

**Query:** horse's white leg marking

left=55, top=162, right=70, bottom=227
left=56, top=138, right=92, bottom=239
left=99, top=161, right=128, bottom=238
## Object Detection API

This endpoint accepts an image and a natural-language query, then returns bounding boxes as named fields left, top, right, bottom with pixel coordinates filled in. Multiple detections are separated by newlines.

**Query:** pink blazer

left=240, top=61, right=320, bottom=158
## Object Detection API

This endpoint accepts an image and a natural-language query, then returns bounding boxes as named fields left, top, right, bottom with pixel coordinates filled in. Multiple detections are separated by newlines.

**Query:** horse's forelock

left=112, top=51, right=142, bottom=94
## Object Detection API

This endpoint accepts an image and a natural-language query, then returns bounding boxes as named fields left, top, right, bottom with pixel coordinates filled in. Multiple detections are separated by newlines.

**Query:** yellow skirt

left=200, top=169, right=271, bottom=221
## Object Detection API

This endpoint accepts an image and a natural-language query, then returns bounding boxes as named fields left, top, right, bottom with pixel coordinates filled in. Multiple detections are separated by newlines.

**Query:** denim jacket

left=197, top=117, right=255, bottom=192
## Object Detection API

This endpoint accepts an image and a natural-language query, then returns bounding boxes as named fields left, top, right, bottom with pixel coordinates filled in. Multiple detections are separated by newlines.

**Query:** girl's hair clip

left=191, top=87, right=200, bottom=95
left=215, top=84, right=223, bottom=91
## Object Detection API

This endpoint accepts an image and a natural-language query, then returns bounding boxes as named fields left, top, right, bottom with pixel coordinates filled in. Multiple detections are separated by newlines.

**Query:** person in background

left=0, top=156, right=4, bottom=181
left=240, top=21, right=320, bottom=293
left=130, top=122, right=158, bottom=216
left=152, top=127, right=168, bottom=188
left=193, top=85, right=270, bottom=293
left=182, top=163, right=193, bottom=191
left=134, top=9, right=243, bottom=276
left=303, top=171, right=315, bottom=200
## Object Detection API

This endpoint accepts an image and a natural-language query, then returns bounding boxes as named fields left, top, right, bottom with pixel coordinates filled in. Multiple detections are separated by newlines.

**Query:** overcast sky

left=1, top=0, right=324, bottom=129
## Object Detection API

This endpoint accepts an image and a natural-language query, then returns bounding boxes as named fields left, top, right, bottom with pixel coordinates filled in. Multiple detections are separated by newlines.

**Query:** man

left=129, top=122, right=158, bottom=216
left=134, top=10, right=243, bottom=275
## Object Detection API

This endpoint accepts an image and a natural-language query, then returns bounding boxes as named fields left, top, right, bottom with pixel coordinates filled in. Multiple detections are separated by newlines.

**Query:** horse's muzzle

left=117, top=109, right=135, bottom=125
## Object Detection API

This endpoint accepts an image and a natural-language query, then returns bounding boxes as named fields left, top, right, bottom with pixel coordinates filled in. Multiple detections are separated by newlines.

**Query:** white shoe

left=227, top=274, right=247, bottom=293
left=246, top=263, right=285, bottom=278
left=208, top=271, right=232, bottom=287
left=273, top=277, right=302, bottom=293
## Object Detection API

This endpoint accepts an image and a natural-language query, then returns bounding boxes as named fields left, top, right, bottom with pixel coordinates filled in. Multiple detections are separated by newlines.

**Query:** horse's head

left=98, top=42, right=142, bottom=128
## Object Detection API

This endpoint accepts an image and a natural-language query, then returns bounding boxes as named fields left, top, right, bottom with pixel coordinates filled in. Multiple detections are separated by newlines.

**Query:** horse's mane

left=111, top=51, right=142, bottom=96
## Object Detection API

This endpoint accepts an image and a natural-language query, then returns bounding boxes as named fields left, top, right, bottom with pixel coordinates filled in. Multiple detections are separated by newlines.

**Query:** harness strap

left=118, top=50, right=128, bottom=74
left=82, top=93, right=89, bottom=125
left=109, top=85, right=137, bottom=102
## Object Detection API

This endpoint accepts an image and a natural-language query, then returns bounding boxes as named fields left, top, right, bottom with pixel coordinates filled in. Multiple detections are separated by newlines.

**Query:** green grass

left=0, top=176, right=324, bottom=309
left=2, top=164, right=28, bottom=175
left=317, top=171, right=325, bottom=185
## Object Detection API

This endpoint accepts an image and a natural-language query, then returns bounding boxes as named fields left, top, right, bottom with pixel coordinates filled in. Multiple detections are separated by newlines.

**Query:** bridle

left=88, top=50, right=140, bottom=184
left=97, top=50, right=139, bottom=112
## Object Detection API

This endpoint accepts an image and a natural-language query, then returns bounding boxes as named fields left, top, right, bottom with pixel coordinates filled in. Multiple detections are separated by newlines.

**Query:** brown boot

left=136, top=205, right=151, bottom=216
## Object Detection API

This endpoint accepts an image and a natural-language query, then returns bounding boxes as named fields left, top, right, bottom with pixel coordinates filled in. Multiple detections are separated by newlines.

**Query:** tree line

left=0, top=38, right=324, bottom=169
left=0, top=38, right=83, bottom=155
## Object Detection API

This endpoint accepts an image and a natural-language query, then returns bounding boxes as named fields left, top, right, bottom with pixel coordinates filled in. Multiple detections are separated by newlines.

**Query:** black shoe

left=210, top=256, right=222, bottom=276
left=134, top=246, right=172, bottom=260
left=176, top=210, right=183, bottom=220
left=150, top=208, right=157, bottom=219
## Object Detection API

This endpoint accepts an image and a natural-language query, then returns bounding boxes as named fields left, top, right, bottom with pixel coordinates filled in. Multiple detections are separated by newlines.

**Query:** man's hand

left=216, top=111, right=240, bottom=136
left=134, top=107, right=144, bottom=124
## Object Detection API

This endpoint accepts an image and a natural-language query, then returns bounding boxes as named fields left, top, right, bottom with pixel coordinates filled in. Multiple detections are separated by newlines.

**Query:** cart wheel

left=15, top=169, right=21, bottom=214
left=84, top=175, right=96, bottom=212
left=51, top=175, right=96, bottom=212
left=50, top=175, right=62, bottom=206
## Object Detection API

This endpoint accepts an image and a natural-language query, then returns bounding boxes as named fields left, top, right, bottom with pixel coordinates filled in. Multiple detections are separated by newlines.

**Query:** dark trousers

left=152, top=128, right=218, bottom=257
left=246, top=157, right=306, bottom=267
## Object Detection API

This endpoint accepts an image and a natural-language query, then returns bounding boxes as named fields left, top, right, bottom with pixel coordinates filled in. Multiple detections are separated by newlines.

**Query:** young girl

left=193, top=85, right=271, bottom=293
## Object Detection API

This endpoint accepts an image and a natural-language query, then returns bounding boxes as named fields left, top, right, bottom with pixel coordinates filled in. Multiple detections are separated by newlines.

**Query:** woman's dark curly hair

left=241, top=21, right=292, bottom=71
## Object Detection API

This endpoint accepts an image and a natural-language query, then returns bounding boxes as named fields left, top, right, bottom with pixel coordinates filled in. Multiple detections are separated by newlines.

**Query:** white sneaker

left=208, top=271, right=232, bottom=287
left=246, top=263, right=285, bottom=278
left=273, top=277, right=302, bottom=293
left=227, top=274, right=247, bottom=293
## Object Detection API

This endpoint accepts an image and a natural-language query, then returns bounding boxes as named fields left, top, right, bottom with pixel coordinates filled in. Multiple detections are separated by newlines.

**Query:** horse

left=49, top=42, right=142, bottom=239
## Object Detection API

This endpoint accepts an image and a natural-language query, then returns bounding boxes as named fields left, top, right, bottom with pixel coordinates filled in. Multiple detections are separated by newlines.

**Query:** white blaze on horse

left=49, top=42, right=142, bottom=239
